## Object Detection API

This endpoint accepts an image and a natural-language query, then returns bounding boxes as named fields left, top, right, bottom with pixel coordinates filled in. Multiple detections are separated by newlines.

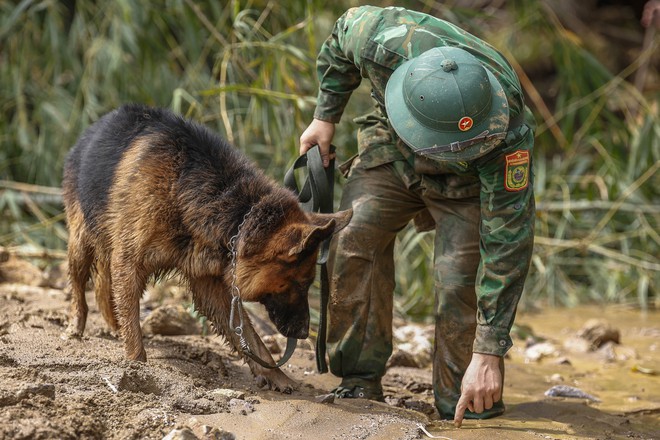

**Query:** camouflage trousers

left=326, top=157, right=505, bottom=419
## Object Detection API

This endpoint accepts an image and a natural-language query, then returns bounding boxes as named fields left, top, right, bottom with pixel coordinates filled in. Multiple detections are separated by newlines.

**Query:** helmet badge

left=458, top=116, right=473, bottom=132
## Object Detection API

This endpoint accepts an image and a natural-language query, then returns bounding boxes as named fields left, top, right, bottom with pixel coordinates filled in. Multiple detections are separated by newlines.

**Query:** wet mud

left=0, top=258, right=658, bottom=439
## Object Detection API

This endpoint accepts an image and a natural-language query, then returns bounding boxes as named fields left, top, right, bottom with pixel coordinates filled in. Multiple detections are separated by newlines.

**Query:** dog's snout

left=288, top=317, right=309, bottom=339
left=260, top=292, right=310, bottom=340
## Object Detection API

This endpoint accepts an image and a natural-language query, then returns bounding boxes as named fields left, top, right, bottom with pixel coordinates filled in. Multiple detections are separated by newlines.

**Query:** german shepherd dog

left=61, top=104, right=351, bottom=391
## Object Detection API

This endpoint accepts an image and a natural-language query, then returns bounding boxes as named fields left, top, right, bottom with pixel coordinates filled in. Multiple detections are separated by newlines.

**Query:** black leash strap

left=283, top=145, right=335, bottom=373
left=229, top=295, right=297, bottom=369
left=243, top=336, right=298, bottom=369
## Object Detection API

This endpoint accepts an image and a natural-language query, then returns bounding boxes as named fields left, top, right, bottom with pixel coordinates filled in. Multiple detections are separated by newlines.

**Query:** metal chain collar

left=227, top=206, right=255, bottom=352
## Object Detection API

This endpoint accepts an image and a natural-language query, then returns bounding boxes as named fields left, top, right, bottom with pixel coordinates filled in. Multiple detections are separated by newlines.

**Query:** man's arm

left=454, top=353, right=502, bottom=428
left=300, top=7, right=374, bottom=164
left=454, top=128, right=535, bottom=426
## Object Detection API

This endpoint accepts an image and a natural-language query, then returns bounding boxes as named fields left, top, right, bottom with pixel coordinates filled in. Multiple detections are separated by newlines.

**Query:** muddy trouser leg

left=326, top=163, right=422, bottom=396
left=425, top=196, right=505, bottom=419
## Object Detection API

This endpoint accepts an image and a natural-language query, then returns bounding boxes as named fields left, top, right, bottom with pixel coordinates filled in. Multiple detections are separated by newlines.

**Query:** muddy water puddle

left=435, top=305, right=660, bottom=439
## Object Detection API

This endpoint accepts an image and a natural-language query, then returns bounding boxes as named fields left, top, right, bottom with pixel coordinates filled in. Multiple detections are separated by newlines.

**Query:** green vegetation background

left=1, top=0, right=658, bottom=317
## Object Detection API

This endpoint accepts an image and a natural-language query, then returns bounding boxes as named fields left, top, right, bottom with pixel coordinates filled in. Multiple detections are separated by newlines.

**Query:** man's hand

left=453, top=353, right=503, bottom=428
left=642, top=0, right=660, bottom=28
left=300, top=119, right=336, bottom=167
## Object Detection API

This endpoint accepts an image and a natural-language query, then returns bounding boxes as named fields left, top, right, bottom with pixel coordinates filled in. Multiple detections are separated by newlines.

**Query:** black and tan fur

left=61, top=104, right=351, bottom=391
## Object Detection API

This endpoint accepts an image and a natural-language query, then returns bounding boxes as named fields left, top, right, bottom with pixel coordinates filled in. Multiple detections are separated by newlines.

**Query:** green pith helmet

left=384, top=46, right=510, bottom=161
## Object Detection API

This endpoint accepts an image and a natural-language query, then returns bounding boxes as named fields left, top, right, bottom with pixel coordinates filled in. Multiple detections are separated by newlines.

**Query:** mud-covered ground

left=0, top=256, right=658, bottom=440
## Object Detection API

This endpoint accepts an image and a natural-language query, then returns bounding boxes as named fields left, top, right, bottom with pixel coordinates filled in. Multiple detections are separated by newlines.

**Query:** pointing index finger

left=454, top=394, right=469, bottom=428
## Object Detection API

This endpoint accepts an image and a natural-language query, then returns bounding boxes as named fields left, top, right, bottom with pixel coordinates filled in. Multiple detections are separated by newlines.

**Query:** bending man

left=300, top=6, right=535, bottom=426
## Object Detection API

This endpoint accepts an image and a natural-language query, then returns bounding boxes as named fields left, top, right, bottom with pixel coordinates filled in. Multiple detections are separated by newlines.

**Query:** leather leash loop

left=283, top=145, right=335, bottom=263
left=284, top=145, right=336, bottom=373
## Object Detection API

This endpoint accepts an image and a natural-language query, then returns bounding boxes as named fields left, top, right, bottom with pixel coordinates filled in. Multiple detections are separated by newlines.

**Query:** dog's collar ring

left=229, top=295, right=244, bottom=337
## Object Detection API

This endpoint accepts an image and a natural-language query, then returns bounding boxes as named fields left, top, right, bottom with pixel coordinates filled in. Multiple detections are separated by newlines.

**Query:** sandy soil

left=0, top=256, right=658, bottom=440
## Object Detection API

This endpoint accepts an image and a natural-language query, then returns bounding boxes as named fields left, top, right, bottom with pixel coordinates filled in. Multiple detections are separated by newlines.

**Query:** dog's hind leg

left=111, top=253, right=149, bottom=362
left=94, top=255, right=119, bottom=333
left=63, top=209, right=94, bottom=339
left=189, top=275, right=299, bottom=392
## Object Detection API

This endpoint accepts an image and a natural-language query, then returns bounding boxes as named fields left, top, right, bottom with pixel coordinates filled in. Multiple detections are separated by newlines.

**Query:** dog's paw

left=60, top=326, right=83, bottom=340
left=126, top=349, right=148, bottom=363
left=255, top=372, right=298, bottom=394
left=61, top=317, right=87, bottom=340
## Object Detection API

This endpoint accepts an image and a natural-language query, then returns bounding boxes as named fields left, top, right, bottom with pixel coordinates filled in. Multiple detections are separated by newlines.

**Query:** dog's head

left=236, top=207, right=352, bottom=339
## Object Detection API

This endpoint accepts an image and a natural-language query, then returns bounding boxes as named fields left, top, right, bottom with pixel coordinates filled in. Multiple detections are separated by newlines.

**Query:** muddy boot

left=332, top=378, right=384, bottom=401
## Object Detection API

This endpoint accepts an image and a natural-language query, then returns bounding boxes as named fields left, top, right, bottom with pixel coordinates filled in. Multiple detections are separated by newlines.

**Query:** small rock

left=563, top=336, right=592, bottom=353
left=597, top=341, right=637, bottom=362
left=405, top=380, right=432, bottom=394
left=393, top=324, right=433, bottom=367
left=245, top=396, right=261, bottom=405
left=174, top=396, right=223, bottom=415
left=187, top=417, right=236, bottom=440
left=210, top=388, right=245, bottom=400
left=384, top=396, right=404, bottom=407
left=200, top=426, right=235, bottom=440
left=314, top=393, right=335, bottom=404
left=142, top=305, right=200, bottom=336
left=576, top=319, right=620, bottom=349
left=524, top=341, right=558, bottom=362
left=547, top=373, right=564, bottom=383
left=162, top=427, right=199, bottom=440
left=403, top=399, right=436, bottom=416
left=0, top=256, right=44, bottom=286
left=295, top=338, right=314, bottom=350
left=551, top=356, right=572, bottom=366
left=229, top=398, right=255, bottom=415
left=387, top=349, right=421, bottom=369
left=544, top=385, right=600, bottom=402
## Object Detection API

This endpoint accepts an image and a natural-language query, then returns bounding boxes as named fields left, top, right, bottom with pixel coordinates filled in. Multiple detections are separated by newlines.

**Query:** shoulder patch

left=504, top=150, right=530, bottom=192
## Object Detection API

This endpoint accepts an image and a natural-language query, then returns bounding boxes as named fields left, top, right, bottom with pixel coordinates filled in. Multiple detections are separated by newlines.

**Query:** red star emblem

left=458, top=116, right=473, bottom=132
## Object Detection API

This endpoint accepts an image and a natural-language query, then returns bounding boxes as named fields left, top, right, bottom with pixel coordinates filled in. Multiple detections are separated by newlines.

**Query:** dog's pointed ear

left=288, top=209, right=352, bottom=256
left=307, top=209, right=352, bottom=233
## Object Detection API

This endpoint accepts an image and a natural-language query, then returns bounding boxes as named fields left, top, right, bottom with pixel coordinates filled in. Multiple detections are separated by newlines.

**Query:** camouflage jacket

left=313, top=5, right=535, bottom=357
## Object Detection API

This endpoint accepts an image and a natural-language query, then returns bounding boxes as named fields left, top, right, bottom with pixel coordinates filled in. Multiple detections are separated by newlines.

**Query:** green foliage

left=0, top=0, right=342, bottom=245
left=395, top=2, right=659, bottom=315
left=0, top=1, right=658, bottom=316
left=511, top=4, right=659, bottom=310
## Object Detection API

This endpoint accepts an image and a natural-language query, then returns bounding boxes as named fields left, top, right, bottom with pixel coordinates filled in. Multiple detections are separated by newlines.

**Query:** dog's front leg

left=111, top=253, right=148, bottom=362
left=189, top=276, right=298, bottom=392
left=234, top=310, right=299, bottom=393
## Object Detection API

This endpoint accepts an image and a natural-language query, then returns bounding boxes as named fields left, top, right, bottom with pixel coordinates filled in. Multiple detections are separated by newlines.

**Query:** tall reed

left=1, top=1, right=657, bottom=313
